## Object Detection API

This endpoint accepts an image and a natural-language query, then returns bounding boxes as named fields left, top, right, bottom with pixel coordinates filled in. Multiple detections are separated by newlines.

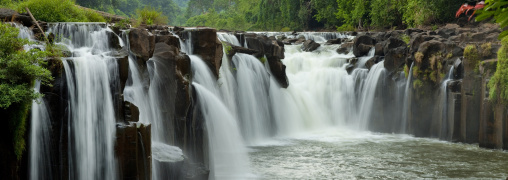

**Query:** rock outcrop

left=245, top=34, right=289, bottom=88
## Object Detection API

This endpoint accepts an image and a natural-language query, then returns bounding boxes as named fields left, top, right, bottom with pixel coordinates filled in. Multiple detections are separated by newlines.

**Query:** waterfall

left=193, top=83, right=252, bottom=179
left=357, top=62, right=387, bottom=129
left=190, top=55, right=253, bottom=179
left=438, top=66, right=455, bottom=140
left=30, top=81, right=53, bottom=180
left=232, top=54, right=272, bottom=144
left=49, top=23, right=118, bottom=180
left=401, top=63, right=414, bottom=133
left=218, top=33, right=241, bottom=46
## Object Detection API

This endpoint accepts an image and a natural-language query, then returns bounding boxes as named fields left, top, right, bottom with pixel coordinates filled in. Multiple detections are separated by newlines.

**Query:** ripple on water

left=249, top=129, right=508, bottom=179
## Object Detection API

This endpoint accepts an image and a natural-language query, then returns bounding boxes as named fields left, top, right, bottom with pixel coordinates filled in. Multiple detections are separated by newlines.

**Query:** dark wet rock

left=337, top=42, right=353, bottom=54
left=404, top=28, right=424, bottom=36
left=223, top=42, right=259, bottom=58
left=282, top=38, right=299, bottom=45
left=453, top=58, right=464, bottom=79
left=366, top=56, right=384, bottom=70
left=155, top=35, right=181, bottom=48
left=129, top=28, right=155, bottom=62
left=115, top=122, right=152, bottom=180
left=353, top=35, right=375, bottom=57
left=107, top=30, right=122, bottom=50
left=181, top=28, right=223, bottom=78
left=245, top=34, right=288, bottom=88
left=0, top=8, right=33, bottom=27
left=375, top=43, right=384, bottom=56
left=383, top=38, right=408, bottom=72
left=172, top=26, right=184, bottom=33
left=301, top=40, right=321, bottom=52
left=325, top=38, right=342, bottom=45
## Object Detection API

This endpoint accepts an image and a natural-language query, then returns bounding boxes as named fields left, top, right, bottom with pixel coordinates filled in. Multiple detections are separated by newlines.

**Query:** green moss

left=404, top=65, right=409, bottom=78
left=259, top=57, right=267, bottom=64
left=412, top=65, right=420, bottom=78
left=446, top=52, right=453, bottom=59
left=414, top=52, right=424, bottom=64
left=489, top=37, right=508, bottom=104
left=464, top=45, right=481, bottom=73
left=413, top=79, right=423, bottom=89
left=480, top=42, right=492, bottom=58
left=9, top=101, right=30, bottom=161
left=222, top=42, right=233, bottom=55
left=402, top=34, right=410, bottom=44
left=15, top=0, right=105, bottom=22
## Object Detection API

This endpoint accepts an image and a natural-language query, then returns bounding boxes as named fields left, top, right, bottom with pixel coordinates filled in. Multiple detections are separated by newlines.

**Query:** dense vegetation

left=0, top=22, right=53, bottom=160
left=185, top=0, right=465, bottom=31
left=1, top=0, right=106, bottom=22
left=480, top=0, right=508, bottom=104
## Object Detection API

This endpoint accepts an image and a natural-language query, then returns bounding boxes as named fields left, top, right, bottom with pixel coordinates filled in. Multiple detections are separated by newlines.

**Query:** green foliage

left=489, top=36, right=508, bottom=104
left=15, top=0, right=106, bottom=22
left=0, top=23, right=53, bottom=161
left=0, top=23, right=52, bottom=108
left=401, top=34, right=410, bottom=44
left=413, top=79, right=423, bottom=89
left=222, top=42, right=233, bottom=55
left=136, top=6, right=168, bottom=25
left=370, top=0, right=405, bottom=28
left=259, top=57, right=267, bottom=63
left=476, top=0, right=508, bottom=39
left=113, top=18, right=131, bottom=29
left=480, top=42, right=492, bottom=58
left=464, top=44, right=481, bottom=73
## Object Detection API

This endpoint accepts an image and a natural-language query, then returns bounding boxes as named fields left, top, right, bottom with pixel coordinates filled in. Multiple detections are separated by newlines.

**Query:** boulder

left=337, top=42, right=353, bottom=54
left=115, top=122, right=152, bottom=180
left=325, top=38, right=342, bottom=45
left=181, top=28, right=223, bottom=78
left=301, top=40, right=321, bottom=52
left=155, top=35, right=180, bottom=48
left=128, top=28, right=155, bottom=62
left=375, top=43, right=384, bottom=56
left=282, top=38, right=298, bottom=45
left=0, top=8, right=33, bottom=27
left=245, top=34, right=288, bottom=88
left=383, top=38, right=408, bottom=72
left=366, top=56, right=384, bottom=70
left=353, top=35, right=375, bottom=57
left=223, top=42, right=259, bottom=58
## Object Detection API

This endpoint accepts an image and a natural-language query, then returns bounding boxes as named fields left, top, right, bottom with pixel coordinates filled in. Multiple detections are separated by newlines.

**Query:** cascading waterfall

left=30, top=81, right=53, bottom=180
left=438, top=66, right=455, bottom=140
left=231, top=54, right=272, bottom=144
left=401, top=63, right=414, bottom=133
left=49, top=23, right=118, bottom=180
left=181, top=32, right=252, bottom=179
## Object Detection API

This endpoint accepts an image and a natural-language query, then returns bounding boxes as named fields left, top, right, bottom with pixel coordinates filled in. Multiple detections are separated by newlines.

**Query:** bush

left=15, top=0, right=105, bottom=22
left=0, top=22, right=53, bottom=160
left=136, top=6, right=168, bottom=26
left=489, top=37, right=508, bottom=104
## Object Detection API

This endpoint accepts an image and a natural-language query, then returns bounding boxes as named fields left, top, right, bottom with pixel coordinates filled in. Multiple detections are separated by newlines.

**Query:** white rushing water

left=49, top=23, right=118, bottom=180
left=30, top=81, right=53, bottom=180
left=438, top=66, right=455, bottom=140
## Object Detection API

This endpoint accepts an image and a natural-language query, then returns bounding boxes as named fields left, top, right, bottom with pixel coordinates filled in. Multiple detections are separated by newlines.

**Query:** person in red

left=456, top=1, right=486, bottom=21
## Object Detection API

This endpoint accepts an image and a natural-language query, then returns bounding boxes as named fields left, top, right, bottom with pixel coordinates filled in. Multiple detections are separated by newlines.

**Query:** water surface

left=249, top=128, right=508, bottom=179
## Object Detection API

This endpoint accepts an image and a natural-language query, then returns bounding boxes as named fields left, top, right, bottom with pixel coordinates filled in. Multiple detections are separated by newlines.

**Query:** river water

left=249, top=128, right=508, bottom=179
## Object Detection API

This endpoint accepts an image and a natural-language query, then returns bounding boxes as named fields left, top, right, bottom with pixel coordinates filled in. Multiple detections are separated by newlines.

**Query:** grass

left=13, top=0, right=105, bottom=22
left=135, top=6, right=168, bottom=26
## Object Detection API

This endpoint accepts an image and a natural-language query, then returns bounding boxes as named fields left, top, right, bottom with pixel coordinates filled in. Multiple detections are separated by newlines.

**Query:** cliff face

left=343, top=23, right=508, bottom=149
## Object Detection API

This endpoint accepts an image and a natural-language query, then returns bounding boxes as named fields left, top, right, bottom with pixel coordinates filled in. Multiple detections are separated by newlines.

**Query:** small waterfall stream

left=49, top=23, right=118, bottom=180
